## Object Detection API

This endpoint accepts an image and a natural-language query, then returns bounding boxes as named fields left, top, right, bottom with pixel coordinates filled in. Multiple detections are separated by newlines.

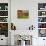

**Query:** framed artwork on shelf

left=0, top=3, right=8, bottom=10
left=38, top=3, right=46, bottom=10
left=38, top=11, right=46, bottom=16
left=17, top=10, right=29, bottom=19
left=38, top=23, right=46, bottom=28
left=38, top=29, right=46, bottom=37
left=38, top=17, right=46, bottom=22
left=0, top=17, right=8, bottom=22
left=0, top=23, right=8, bottom=37
left=0, top=11, right=8, bottom=16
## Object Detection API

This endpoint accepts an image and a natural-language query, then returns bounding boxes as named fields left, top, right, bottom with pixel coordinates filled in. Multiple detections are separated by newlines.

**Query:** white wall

left=11, top=0, right=38, bottom=30
left=11, top=0, right=38, bottom=45
left=11, top=0, right=46, bottom=30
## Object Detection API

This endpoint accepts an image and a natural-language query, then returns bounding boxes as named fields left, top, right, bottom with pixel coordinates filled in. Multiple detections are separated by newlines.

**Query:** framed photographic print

left=0, top=23, right=8, bottom=37
left=0, top=3, right=8, bottom=10
left=38, top=23, right=46, bottom=28
left=17, top=10, right=29, bottom=19
left=0, top=11, right=8, bottom=16
left=38, top=17, right=46, bottom=22
left=38, top=29, right=46, bottom=37
left=38, top=3, right=46, bottom=10
left=0, top=17, right=8, bottom=22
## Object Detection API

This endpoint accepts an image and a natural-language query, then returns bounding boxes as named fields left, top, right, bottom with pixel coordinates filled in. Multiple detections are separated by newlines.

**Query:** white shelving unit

left=0, top=3, right=8, bottom=22
left=38, top=3, right=46, bottom=37
left=0, top=3, right=8, bottom=45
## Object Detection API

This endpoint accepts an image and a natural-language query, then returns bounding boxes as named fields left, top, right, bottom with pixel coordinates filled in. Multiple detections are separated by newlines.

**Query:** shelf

left=38, top=16, right=46, bottom=17
left=38, top=28, right=46, bottom=29
left=0, top=10, right=8, bottom=11
left=38, top=22, right=46, bottom=23
left=38, top=10, right=46, bottom=11
left=0, top=16, right=8, bottom=17
left=0, top=22, right=8, bottom=23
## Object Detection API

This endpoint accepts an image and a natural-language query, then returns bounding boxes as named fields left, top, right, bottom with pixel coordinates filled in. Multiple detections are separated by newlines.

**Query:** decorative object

left=29, top=25, right=35, bottom=30
left=11, top=23, right=16, bottom=30
left=15, top=35, right=32, bottom=46
left=21, top=40, right=25, bottom=46
left=17, top=10, right=29, bottom=19
left=5, top=6, right=8, bottom=10
left=42, top=12, right=45, bottom=15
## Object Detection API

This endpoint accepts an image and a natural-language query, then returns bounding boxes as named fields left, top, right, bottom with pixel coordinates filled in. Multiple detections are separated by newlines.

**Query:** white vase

left=21, top=40, right=25, bottom=46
